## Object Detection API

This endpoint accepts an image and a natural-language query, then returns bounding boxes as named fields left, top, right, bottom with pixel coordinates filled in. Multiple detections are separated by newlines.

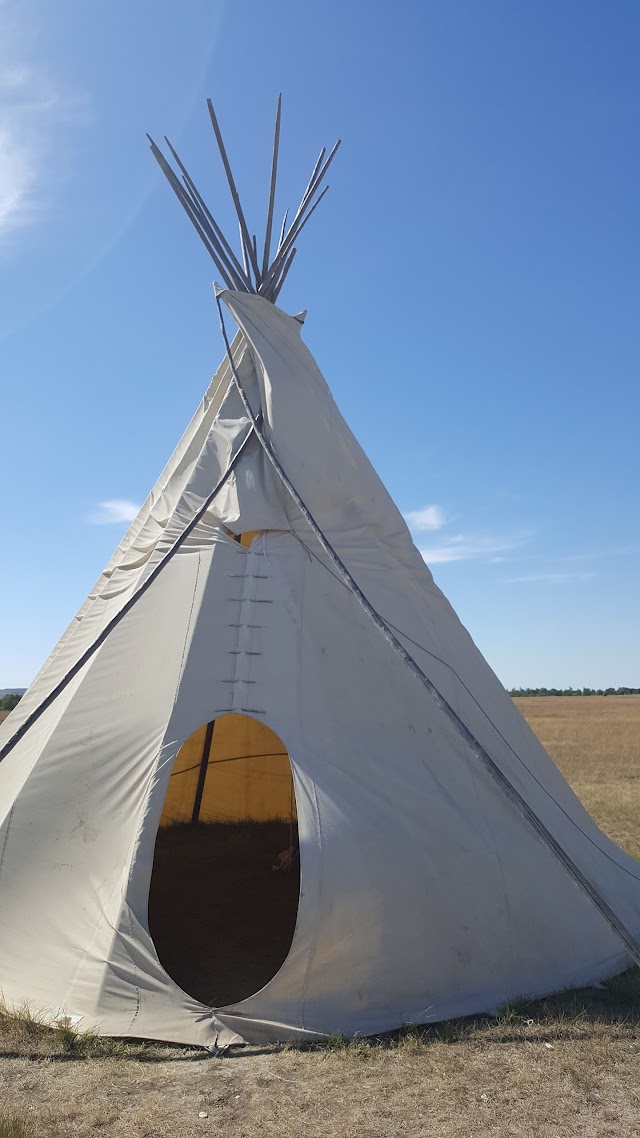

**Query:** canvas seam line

left=0, top=805, right=15, bottom=889
left=294, top=548, right=323, bottom=1032
left=298, top=777, right=324, bottom=1033
left=296, top=536, right=307, bottom=748
left=295, top=540, right=310, bottom=1027
left=229, top=546, right=244, bottom=707
left=175, top=551, right=202, bottom=707
left=295, top=534, right=640, bottom=889
left=131, top=545, right=203, bottom=886
left=0, top=425, right=257, bottom=766
left=217, top=295, right=640, bottom=971
left=249, top=345, right=296, bottom=531
left=126, top=903, right=142, bottom=1030
left=245, top=549, right=263, bottom=707
left=123, top=551, right=202, bottom=1031
left=232, top=549, right=255, bottom=710
left=61, top=889, right=124, bottom=1016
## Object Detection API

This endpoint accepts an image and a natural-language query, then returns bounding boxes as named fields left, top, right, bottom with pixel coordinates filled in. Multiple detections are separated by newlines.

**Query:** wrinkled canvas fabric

left=1, top=293, right=640, bottom=1047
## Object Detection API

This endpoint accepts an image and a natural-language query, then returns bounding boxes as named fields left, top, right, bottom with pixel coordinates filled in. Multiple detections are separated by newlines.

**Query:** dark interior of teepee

left=148, top=714, right=300, bottom=1007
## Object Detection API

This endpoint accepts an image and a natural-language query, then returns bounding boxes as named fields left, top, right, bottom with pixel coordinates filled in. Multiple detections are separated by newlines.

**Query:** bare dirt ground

left=2, top=695, right=640, bottom=1138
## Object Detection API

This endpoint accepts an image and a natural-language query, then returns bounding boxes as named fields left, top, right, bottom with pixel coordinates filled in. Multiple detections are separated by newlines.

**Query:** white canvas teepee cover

left=1, top=289, right=640, bottom=1048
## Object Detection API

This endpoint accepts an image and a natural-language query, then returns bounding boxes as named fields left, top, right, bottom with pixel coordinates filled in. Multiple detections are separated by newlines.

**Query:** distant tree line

left=0, top=693, right=22, bottom=711
left=3, top=689, right=640, bottom=713
left=509, top=687, right=640, bottom=697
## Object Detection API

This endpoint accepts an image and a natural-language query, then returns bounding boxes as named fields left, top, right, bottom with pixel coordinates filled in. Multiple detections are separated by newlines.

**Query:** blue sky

left=1, top=0, right=638, bottom=689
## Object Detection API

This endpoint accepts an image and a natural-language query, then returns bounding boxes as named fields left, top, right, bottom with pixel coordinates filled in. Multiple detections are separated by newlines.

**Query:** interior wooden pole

left=191, top=720, right=216, bottom=825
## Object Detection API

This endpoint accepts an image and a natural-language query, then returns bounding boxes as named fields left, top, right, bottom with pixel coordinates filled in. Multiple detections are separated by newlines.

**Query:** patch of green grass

left=495, top=994, right=532, bottom=1021
left=430, top=1017, right=474, bottom=1044
left=0, top=1000, right=192, bottom=1062
left=53, top=1021, right=102, bottom=1058
left=316, top=1032, right=349, bottom=1051
left=603, top=966, right=640, bottom=1003
left=0, top=1116, right=31, bottom=1138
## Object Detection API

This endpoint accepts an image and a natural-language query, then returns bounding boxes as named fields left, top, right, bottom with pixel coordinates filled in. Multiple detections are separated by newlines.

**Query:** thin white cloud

left=419, top=532, right=529, bottom=565
left=89, top=500, right=141, bottom=526
left=0, top=9, right=88, bottom=241
left=404, top=505, right=446, bottom=532
left=506, top=571, right=596, bottom=584
left=0, top=114, right=38, bottom=235
left=561, top=545, right=639, bottom=563
left=519, top=543, right=639, bottom=567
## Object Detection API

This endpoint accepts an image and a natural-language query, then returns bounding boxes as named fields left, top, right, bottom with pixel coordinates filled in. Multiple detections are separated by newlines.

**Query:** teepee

left=1, top=101, right=640, bottom=1049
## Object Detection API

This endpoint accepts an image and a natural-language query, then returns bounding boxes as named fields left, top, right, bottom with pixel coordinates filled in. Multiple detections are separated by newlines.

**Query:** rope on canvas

left=0, top=422, right=258, bottom=766
left=215, top=291, right=640, bottom=972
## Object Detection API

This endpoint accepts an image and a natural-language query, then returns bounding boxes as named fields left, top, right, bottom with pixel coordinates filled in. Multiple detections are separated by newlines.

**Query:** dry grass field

left=2, top=695, right=640, bottom=1138
left=516, top=695, right=640, bottom=861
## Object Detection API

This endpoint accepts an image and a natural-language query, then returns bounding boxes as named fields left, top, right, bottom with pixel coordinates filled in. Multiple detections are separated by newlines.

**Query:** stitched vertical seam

left=295, top=550, right=323, bottom=1031
left=0, top=805, right=15, bottom=887
left=123, top=551, right=203, bottom=1031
